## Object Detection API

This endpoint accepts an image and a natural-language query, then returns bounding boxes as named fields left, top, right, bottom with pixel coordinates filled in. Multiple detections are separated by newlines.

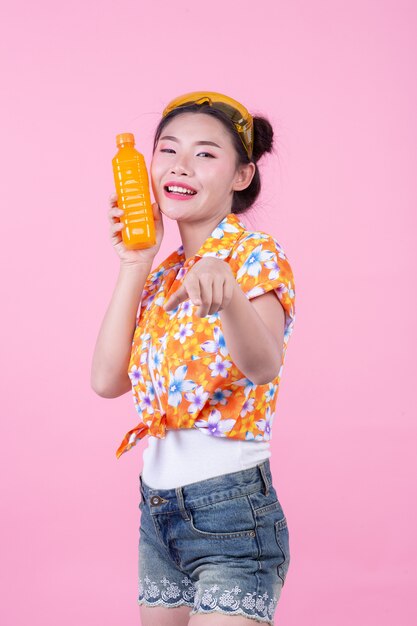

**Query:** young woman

left=91, top=91, right=296, bottom=625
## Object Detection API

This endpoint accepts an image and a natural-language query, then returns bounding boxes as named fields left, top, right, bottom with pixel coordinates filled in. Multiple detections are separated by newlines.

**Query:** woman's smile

left=163, top=188, right=197, bottom=201
left=163, top=184, right=198, bottom=201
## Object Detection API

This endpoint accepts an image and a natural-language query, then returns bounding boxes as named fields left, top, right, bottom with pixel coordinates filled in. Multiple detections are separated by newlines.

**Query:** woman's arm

left=164, top=258, right=286, bottom=386
left=90, top=262, right=153, bottom=398
left=218, top=282, right=285, bottom=385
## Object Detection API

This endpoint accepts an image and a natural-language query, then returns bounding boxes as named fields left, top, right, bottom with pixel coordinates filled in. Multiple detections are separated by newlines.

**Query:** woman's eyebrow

left=160, top=135, right=222, bottom=149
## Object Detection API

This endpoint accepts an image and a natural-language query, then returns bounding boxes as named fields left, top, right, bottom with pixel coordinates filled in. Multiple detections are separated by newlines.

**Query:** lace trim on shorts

left=138, top=574, right=196, bottom=607
left=191, top=583, right=280, bottom=624
left=138, top=575, right=280, bottom=624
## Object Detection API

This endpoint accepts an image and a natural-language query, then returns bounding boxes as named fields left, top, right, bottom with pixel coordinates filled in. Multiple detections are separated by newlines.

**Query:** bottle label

left=118, top=160, right=149, bottom=211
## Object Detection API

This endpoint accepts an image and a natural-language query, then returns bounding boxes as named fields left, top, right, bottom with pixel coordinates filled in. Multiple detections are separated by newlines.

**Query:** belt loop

left=258, top=461, right=270, bottom=496
left=175, top=486, right=190, bottom=521
left=139, top=474, right=146, bottom=501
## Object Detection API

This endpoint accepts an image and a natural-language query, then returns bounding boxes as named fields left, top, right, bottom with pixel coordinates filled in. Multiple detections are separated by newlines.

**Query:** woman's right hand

left=108, top=193, right=164, bottom=266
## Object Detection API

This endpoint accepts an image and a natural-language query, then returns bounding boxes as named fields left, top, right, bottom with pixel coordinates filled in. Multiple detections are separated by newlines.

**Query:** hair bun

left=252, top=116, right=274, bottom=162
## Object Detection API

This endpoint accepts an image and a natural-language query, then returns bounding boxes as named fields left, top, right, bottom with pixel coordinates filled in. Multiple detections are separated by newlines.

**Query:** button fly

left=151, top=495, right=165, bottom=506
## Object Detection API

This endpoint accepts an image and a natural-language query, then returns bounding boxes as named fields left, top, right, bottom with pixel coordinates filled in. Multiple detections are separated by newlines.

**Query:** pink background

left=1, top=1, right=415, bottom=624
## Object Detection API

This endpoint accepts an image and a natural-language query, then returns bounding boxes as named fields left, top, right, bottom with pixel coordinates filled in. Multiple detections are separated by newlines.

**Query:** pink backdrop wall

left=1, top=1, right=415, bottom=624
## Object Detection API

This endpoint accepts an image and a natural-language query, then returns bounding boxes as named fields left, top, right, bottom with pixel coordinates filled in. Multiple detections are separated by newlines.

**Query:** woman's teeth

left=166, top=186, right=196, bottom=195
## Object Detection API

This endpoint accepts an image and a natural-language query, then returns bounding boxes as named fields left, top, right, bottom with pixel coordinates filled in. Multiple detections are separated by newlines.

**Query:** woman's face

left=151, top=112, right=248, bottom=223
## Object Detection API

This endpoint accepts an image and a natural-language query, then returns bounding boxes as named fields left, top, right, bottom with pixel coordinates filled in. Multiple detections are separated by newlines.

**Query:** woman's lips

left=163, top=188, right=197, bottom=201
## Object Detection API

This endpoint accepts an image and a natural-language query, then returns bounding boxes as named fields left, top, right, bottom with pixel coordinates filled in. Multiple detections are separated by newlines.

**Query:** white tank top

left=141, top=427, right=271, bottom=489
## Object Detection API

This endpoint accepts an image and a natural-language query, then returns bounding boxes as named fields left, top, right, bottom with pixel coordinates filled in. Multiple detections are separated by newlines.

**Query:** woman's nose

left=171, top=156, right=193, bottom=175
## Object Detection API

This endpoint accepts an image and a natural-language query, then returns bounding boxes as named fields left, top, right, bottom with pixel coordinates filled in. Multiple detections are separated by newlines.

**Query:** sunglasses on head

left=162, top=91, right=254, bottom=160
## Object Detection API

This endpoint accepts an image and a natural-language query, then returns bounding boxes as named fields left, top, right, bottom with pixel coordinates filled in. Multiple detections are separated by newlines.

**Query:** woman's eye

left=160, top=149, right=214, bottom=158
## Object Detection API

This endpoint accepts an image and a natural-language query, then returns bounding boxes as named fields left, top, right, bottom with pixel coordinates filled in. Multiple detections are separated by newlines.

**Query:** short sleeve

left=232, top=232, right=296, bottom=335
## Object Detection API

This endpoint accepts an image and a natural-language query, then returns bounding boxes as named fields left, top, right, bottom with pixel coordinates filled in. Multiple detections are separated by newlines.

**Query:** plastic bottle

left=112, top=133, right=156, bottom=249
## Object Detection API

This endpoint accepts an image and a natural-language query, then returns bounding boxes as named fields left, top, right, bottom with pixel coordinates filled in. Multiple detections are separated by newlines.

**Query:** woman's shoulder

left=229, top=227, right=296, bottom=320
left=233, top=228, right=290, bottom=259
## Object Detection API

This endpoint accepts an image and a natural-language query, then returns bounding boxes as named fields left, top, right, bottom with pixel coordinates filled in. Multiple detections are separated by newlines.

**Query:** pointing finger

left=163, top=284, right=188, bottom=311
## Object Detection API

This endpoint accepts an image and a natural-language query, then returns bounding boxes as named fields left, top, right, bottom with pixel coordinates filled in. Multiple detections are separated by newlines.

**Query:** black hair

left=151, top=103, right=275, bottom=215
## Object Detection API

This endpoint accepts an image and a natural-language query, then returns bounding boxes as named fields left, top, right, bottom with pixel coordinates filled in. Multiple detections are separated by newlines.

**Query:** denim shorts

left=137, top=458, right=290, bottom=625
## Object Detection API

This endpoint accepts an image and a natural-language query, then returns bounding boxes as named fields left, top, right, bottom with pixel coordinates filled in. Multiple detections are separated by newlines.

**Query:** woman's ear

left=232, top=162, right=256, bottom=192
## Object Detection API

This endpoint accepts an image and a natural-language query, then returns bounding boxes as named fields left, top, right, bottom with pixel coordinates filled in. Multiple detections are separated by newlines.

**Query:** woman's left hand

left=163, top=257, right=236, bottom=317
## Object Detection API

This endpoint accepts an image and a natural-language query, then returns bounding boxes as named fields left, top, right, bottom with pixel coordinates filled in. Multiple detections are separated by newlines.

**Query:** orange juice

left=112, top=133, right=156, bottom=249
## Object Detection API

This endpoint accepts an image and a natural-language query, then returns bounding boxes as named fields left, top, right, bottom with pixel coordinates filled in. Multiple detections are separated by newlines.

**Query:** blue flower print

left=203, top=248, right=233, bottom=261
left=166, top=304, right=180, bottom=319
left=244, top=232, right=268, bottom=242
left=264, top=256, right=280, bottom=279
left=231, top=232, right=269, bottom=259
left=176, top=267, right=187, bottom=281
left=232, top=377, right=257, bottom=395
left=239, top=397, right=255, bottom=417
left=150, top=268, right=166, bottom=285
left=184, top=385, right=210, bottom=413
left=132, top=391, right=143, bottom=416
left=128, top=364, right=144, bottom=387
left=236, top=243, right=276, bottom=282
left=274, top=282, right=288, bottom=300
left=206, top=311, right=220, bottom=324
left=255, top=406, right=273, bottom=441
left=154, top=293, right=166, bottom=308
left=174, top=322, right=194, bottom=344
left=208, top=354, right=233, bottom=378
left=285, top=279, right=295, bottom=302
left=149, top=342, right=162, bottom=369
left=201, top=326, right=228, bottom=357
left=168, top=364, right=197, bottom=408
left=177, top=298, right=194, bottom=319
left=154, top=375, right=166, bottom=398
left=139, top=381, right=157, bottom=415
left=245, top=430, right=269, bottom=442
left=195, top=408, right=237, bottom=435
left=157, top=332, right=169, bottom=352
left=264, top=383, right=278, bottom=403
left=143, top=292, right=157, bottom=308
left=208, top=387, right=233, bottom=406
left=275, top=242, right=288, bottom=260
left=212, top=219, right=240, bottom=240
left=137, top=330, right=151, bottom=350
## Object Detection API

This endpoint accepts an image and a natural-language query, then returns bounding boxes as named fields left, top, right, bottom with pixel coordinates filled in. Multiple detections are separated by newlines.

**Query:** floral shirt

left=116, top=212, right=296, bottom=459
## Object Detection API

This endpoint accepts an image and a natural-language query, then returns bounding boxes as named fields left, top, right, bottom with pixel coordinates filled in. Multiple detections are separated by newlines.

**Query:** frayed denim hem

left=189, top=605, right=274, bottom=624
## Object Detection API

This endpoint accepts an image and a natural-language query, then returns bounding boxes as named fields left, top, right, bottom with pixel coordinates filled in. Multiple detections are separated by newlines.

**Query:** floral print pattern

left=138, top=574, right=280, bottom=625
left=138, top=573, right=196, bottom=607
left=116, top=212, right=296, bottom=458
left=191, top=581, right=281, bottom=625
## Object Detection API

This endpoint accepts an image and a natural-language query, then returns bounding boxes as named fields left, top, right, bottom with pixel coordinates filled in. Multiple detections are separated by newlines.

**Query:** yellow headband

left=162, top=90, right=254, bottom=160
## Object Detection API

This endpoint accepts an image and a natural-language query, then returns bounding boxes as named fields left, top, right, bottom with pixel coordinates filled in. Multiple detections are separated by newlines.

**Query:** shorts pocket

left=248, top=484, right=282, bottom=516
left=274, top=516, right=290, bottom=586
left=187, top=495, right=256, bottom=539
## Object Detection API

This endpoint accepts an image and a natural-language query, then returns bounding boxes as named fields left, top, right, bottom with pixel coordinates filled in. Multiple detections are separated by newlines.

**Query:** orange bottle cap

left=116, top=132, right=135, bottom=147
